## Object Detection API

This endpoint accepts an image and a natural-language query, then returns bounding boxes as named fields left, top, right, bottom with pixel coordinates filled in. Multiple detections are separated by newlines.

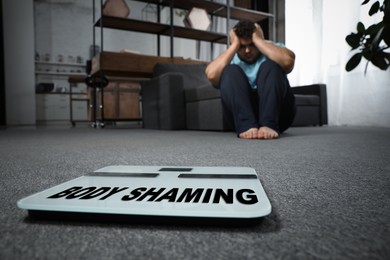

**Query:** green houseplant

left=345, top=0, right=389, bottom=72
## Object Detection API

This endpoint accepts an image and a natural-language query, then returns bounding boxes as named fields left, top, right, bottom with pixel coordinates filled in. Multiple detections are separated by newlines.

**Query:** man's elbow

left=205, top=68, right=219, bottom=85
left=284, top=53, right=295, bottom=74
left=284, top=59, right=295, bottom=74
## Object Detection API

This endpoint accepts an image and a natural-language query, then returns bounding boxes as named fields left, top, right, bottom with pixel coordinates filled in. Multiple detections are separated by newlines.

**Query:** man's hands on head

left=231, top=23, right=264, bottom=44
left=205, top=27, right=240, bottom=85
left=205, top=21, right=295, bottom=86
left=252, top=23, right=265, bottom=42
left=251, top=22, right=296, bottom=73
left=229, top=28, right=240, bottom=50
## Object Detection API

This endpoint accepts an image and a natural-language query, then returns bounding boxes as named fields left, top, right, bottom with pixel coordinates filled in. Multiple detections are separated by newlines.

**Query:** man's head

left=233, top=20, right=261, bottom=64
left=234, top=20, right=255, bottom=39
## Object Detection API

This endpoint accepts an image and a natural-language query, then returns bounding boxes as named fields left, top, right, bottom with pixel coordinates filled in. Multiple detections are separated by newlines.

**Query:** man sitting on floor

left=205, top=20, right=296, bottom=139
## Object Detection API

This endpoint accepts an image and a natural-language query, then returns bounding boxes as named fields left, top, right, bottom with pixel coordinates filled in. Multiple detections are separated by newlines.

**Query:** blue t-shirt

left=230, top=42, right=284, bottom=90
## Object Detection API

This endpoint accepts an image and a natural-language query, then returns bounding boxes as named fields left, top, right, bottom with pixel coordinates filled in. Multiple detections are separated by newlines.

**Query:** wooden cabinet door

left=89, top=81, right=140, bottom=121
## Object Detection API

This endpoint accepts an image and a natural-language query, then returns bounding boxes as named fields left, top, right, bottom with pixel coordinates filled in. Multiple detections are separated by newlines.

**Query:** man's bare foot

left=239, top=128, right=258, bottom=139
left=257, top=126, right=279, bottom=139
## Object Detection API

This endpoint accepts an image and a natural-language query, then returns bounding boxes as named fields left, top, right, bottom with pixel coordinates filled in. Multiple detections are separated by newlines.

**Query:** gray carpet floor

left=1, top=125, right=389, bottom=259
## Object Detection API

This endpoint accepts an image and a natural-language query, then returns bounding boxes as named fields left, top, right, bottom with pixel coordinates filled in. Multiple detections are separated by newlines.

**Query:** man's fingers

left=253, top=23, right=264, bottom=40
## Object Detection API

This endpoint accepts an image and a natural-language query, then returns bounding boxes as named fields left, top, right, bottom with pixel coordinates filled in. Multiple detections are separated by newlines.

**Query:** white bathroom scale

left=17, top=166, right=271, bottom=225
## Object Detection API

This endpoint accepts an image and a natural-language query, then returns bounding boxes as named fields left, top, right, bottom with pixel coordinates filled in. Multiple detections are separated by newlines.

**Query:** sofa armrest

left=292, top=84, right=328, bottom=125
left=140, top=73, right=186, bottom=129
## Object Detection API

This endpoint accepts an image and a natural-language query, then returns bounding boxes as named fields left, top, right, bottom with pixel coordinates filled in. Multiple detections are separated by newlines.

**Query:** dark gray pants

left=219, top=60, right=296, bottom=135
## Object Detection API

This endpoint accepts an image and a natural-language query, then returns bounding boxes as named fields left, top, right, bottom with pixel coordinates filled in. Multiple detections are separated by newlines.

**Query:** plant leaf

left=370, top=26, right=384, bottom=51
left=366, top=22, right=383, bottom=36
left=346, top=33, right=362, bottom=49
left=371, top=52, right=389, bottom=70
left=369, top=1, right=380, bottom=16
left=357, top=22, right=366, bottom=33
left=384, top=52, right=390, bottom=62
left=362, top=48, right=373, bottom=59
left=383, top=26, right=390, bottom=45
left=346, top=53, right=362, bottom=71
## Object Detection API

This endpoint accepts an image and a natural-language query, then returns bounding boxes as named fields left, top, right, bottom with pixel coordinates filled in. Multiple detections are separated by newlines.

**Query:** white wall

left=286, top=0, right=390, bottom=127
left=327, top=66, right=390, bottom=127
left=3, top=0, right=36, bottom=126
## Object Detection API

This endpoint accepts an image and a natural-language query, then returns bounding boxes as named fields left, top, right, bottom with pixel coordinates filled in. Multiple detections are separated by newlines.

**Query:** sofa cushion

left=294, top=94, right=320, bottom=106
left=185, top=83, right=221, bottom=102
left=141, top=73, right=186, bottom=130
left=292, top=106, right=320, bottom=126
left=186, top=98, right=227, bottom=131
left=153, top=63, right=210, bottom=90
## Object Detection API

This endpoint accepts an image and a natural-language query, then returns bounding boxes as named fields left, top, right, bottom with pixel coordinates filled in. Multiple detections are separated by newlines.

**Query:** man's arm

left=205, top=29, right=240, bottom=86
left=252, top=23, right=295, bottom=73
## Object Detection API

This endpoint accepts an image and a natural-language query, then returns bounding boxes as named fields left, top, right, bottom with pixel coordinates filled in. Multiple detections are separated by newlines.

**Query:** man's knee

left=220, top=64, right=247, bottom=91
left=257, top=60, right=290, bottom=89
left=260, top=60, right=285, bottom=75
left=221, top=64, right=244, bottom=79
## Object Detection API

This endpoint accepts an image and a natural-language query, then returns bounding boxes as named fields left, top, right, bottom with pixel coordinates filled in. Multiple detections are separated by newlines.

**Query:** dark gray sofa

left=141, top=63, right=327, bottom=130
left=292, top=84, right=328, bottom=126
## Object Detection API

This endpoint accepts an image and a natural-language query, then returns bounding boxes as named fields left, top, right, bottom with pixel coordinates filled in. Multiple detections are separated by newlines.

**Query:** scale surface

left=17, top=166, right=271, bottom=225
